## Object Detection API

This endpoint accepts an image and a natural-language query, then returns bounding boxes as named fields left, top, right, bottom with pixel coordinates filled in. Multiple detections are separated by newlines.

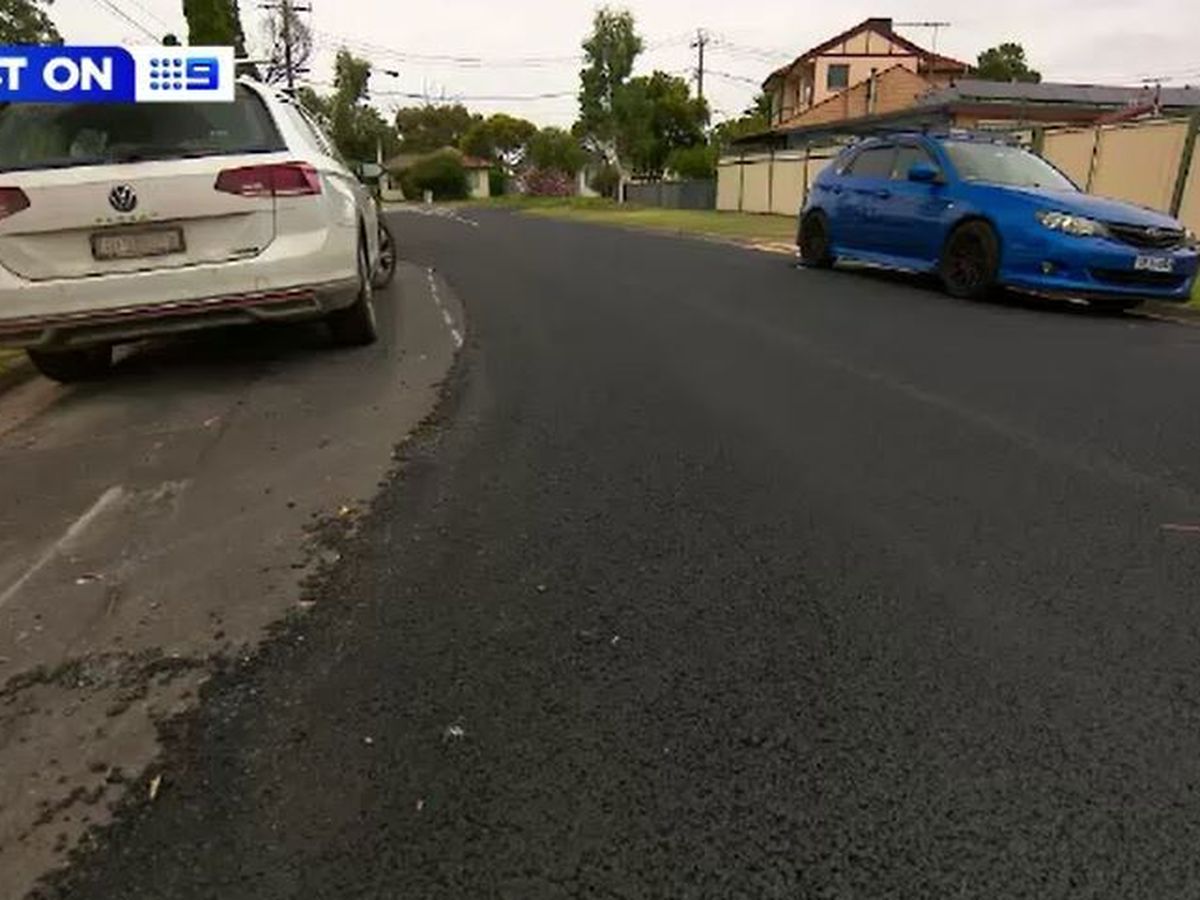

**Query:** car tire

left=940, top=220, right=1000, bottom=300
left=327, top=240, right=378, bottom=347
left=371, top=219, right=397, bottom=290
left=27, top=344, right=113, bottom=383
left=798, top=211, right=835, bottom=268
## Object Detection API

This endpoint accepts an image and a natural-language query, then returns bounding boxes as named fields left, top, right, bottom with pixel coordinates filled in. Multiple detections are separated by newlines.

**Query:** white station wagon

left=0, top=79, right=383, bottom=382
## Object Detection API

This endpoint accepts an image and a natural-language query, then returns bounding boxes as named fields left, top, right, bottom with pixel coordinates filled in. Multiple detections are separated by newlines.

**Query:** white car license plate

left=1134, top=255, right=1174, bottom=273
left=92, top=228, right=185, bottom=261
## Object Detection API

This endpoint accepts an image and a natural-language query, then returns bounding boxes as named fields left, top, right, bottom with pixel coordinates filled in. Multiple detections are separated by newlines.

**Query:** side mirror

left=908, top=163, right=940, bottom=184
left=359, top=162, right=383, bottom=180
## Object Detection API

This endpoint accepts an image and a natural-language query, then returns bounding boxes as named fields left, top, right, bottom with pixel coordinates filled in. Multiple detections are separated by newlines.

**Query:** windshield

left=942, top=141, right=1078, bottom=190
left=0, top=86, right=284, bottom=172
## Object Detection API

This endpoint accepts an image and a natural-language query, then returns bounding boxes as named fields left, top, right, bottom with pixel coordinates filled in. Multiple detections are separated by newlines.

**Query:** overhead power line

left=120, top=0, right=173, bottom=31
left=309, top=27, right=699, bottom=70
left=86, top=0, right=160, bottom=40
left=706, top=70, right=763, bottom=87
left=371, top=88, right=577, bottom=103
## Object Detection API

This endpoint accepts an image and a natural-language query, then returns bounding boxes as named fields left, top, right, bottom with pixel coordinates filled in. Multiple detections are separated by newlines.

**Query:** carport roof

left=916, top=79, right=1200, bottom=110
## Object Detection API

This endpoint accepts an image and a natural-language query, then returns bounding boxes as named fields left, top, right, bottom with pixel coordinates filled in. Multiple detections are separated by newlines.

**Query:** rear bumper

left=0, top=278, right=358, bottom=349
left=0, top=217, right=361, bottom=349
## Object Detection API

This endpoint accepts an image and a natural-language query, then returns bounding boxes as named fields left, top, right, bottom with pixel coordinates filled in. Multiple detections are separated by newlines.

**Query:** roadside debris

left=147, top=774, right=162, bottom=801
left=442, top=724, right=466, bottom=742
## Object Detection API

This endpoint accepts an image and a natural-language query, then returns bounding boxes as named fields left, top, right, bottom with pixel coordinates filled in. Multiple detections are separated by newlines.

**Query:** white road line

left=426, top=266, right=465, bottom=349
left=391, top=206, right=480, bottom=228
left=0, top=485, right=125, bottom=610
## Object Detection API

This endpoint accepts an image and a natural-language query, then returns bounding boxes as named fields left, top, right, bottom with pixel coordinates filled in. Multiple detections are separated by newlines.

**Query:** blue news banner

left=0, top=46, right=236, bottom=103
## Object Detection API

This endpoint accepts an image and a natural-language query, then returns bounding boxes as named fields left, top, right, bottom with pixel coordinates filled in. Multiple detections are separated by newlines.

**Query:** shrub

left=523, top=169, right=576, bottom=197
left=400, top=150, right=469, bottom=201
left=589, top=163, right=621, bottom=199
left=666, top=144, right=718, bottom=180
left=488, top=167, right=509, bottom=196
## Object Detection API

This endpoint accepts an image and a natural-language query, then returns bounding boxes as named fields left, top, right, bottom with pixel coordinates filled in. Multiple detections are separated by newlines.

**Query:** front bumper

left=1001, top=231, right=1199, bottom=302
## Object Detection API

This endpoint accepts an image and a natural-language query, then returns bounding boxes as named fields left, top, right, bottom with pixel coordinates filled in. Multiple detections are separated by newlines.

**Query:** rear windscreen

left=0, top=86, right=285, bottom=173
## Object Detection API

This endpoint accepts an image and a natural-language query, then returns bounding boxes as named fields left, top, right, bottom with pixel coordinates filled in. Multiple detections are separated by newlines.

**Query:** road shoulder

left=0, top=259, right=465, bottom=900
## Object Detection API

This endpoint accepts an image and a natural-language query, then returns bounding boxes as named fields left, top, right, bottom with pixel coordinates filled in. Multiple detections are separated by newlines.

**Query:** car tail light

left=0, top=187, right=30, bottom=220
left=214, top=162, right=321, bottom=198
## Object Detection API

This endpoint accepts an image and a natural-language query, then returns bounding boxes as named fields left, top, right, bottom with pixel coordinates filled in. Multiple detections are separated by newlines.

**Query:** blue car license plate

left=1135, top=255, right=1174, bottom=273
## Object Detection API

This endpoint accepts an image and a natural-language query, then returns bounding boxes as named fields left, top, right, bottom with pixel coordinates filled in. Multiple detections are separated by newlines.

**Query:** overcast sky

left=54, top=0, right=1200, bottom=126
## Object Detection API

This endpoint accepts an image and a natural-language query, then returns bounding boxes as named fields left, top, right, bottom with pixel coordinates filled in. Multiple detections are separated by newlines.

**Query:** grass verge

left=0, top=349, right=25, bottom=375
left=479, top=197, right=797, bottom=245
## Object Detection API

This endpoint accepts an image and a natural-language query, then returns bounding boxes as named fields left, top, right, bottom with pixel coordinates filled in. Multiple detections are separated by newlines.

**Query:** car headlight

left=1035, top=210, right=1109, bottom=237
left=1185, top=227, right=1199, bottom=249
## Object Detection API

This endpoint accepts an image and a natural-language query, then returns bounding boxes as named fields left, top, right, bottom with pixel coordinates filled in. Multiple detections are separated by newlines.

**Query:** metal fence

left=623, top=180, right=717, bottom=210
left=1039, top=116, right=1200, bottom=231
left=716, top=147, right=842, bottom=216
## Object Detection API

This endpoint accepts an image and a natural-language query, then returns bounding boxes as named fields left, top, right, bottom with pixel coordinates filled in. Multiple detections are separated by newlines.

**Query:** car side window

left=891, top=145, right=939, bottom=180
left=845, top=146, right=895, bottom=179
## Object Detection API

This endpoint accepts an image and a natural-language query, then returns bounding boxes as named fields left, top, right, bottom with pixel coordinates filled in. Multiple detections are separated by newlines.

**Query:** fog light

left=1041, top=261, right=1056, bottom=274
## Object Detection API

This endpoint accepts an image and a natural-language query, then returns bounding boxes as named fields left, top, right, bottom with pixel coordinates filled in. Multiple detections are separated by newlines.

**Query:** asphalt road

left=38, top=208, right=1200, bottom=899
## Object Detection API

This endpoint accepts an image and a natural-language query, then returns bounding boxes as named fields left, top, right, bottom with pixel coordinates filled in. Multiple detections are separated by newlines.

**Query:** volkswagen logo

left=108, top=185, right=138, bottom=213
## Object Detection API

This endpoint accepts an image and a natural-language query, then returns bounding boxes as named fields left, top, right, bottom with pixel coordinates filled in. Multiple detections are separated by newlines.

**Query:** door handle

left=875, top=189, right=892, bottom=199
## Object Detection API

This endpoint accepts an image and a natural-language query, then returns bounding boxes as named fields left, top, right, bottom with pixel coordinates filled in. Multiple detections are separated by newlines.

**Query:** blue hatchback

left=798, top=133, right=1199, bottom=310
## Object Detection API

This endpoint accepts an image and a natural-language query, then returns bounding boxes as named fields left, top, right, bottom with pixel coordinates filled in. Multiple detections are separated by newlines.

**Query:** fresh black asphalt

left=40, top=209, right=1200, bottom=898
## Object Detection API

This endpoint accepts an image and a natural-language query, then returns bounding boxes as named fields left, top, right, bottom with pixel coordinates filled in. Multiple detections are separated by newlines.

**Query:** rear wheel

left=940, top=221, right=1000, bottom=300
left=798, top=211, right=835, bottom=268
left=27, top=345, right=113, bottom=383
left=327, top=241, right=378, bottom=347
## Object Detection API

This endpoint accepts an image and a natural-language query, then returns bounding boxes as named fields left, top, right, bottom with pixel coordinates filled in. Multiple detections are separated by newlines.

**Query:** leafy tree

left=666, top=144, right=717, bottom=179
left=183, top=0, right=247, bottom=56
left=712, top=93, right=772, bottom=148
left=613, top=71, right=708, bottom=178
left=261, top=3, right=312, bottom=86
left=332, top=49, right=370, bottom=105
left=296, top=85, right=331, bottom=123
left=395, top=104, right=480, bottom=154
left=0, top=0, right=62, bottom=44
left=526, top=127, right=587, bottom=176
left=328, top=51, right=397, bottom=162
left=460, top=113, right=538, bottom=170
left=577, top=6, right=643, bottom=161
left=297, top=51, right=398, bottom=163
left=974, top=43, right=1041, bottom=83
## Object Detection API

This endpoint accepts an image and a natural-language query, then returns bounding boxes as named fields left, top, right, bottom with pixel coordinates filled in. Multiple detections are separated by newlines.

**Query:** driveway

left=22, top=207, right=1200, bottom=898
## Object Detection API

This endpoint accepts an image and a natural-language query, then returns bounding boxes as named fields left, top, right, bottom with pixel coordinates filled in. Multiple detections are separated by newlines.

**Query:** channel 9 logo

left=0, top=46, right=235, bottom=103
